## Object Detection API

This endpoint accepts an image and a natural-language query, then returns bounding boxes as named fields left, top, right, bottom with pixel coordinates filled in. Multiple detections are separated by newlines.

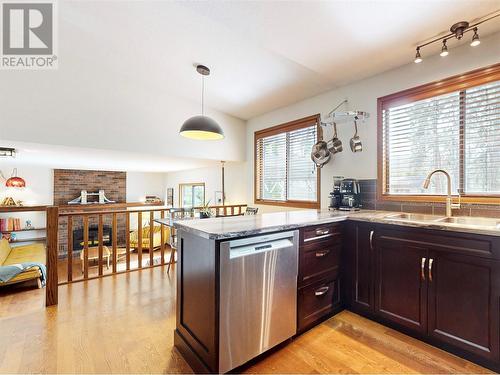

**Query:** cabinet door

left=427, top=251, right=500, bottom=362
left=349, top=223, right=375, bottom=313
left=375, top=236, right=427, bottom=335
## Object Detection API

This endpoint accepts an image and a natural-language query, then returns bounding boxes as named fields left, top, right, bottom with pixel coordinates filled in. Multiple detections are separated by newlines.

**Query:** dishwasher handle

left=229, top=237, right=294, bottom=259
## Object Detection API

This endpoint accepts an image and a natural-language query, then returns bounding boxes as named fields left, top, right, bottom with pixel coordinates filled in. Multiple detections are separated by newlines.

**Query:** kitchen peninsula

left=163, top=210, right=500, bottom=373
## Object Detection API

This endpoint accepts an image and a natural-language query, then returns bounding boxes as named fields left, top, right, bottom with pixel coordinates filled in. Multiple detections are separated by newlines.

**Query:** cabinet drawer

left=300, top=244, right=341, bottom=286
left=303, top=223, right=342, bottom=244
left=298, top=278, right=340, bottom=331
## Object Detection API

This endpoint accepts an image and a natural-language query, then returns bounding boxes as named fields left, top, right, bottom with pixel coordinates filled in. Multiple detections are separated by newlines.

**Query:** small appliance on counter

left=328, top=176, right=344, bottom=210
left=339, top=178, right=361, bottom=211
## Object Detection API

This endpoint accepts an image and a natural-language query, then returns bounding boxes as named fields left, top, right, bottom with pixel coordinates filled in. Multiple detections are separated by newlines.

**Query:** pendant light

left=180, top=65, right=224, bottom=140
left=5, top=168, right=26, bottom=188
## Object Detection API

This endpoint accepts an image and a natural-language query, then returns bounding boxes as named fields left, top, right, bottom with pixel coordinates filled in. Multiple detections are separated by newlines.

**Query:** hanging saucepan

left=311, top=140, right=331, bottom=168
left=350, top=119, right=362, bottom=153
left=327, top=122, right=343, bottom=154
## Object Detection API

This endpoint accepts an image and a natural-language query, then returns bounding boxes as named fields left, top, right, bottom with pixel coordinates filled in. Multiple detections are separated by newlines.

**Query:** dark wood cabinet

left=375, top=236, right=427, bottom=335
left=427, top=251, right=500, bottom=362
left=297, top=277, right=340, bottom=331
left=297, top=223, right=343, bottom=332
left=346, top=222, right=376, bottom=314
left=345, top=223, right=500, bottom=371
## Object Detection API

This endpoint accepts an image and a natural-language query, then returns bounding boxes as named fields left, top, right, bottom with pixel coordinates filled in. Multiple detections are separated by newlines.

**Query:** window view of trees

left=384, top=79, right=499, bottom=196
left=465, top=82, right=500, bottom=194
left=180, top=183, right=205, bottom=207
left=255, top=117, right=318, bottom=206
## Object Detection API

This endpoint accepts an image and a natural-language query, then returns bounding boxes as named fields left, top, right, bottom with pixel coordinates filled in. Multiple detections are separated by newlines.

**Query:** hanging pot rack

left=320, top=99, right=369, bottom=129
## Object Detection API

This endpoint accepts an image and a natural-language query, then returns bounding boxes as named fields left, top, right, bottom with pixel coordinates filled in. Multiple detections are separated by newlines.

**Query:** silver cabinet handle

left=315, top=250, right=330, bottom=258
left=315, top=228, right=330, bottom=236
left=315, top=286, right=329, bottom=296
left=421, top=257, right=426, bottom=281
left=369, top=230, right=374, bottom=251
left=429, top=258, right=434, bottom=282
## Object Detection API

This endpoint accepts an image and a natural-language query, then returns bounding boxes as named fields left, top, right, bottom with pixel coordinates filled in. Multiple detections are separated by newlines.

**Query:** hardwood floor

left=0, top=267, right=492, bottom=374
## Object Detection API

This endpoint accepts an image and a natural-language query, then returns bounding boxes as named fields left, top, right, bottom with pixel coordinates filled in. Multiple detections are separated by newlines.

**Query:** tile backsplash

left=359, top=179, right=500, bottom=218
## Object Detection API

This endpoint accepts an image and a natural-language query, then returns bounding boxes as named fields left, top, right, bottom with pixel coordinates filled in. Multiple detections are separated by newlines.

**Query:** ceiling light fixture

left=0, top=147, right=16, bottom=157
left=179, top=64, right=224, bottom=141
left=440, top=40, right=449, bottom=57
left=413, top=12, right=498, bottom=63
left=470, top=28, right=481, bottom=47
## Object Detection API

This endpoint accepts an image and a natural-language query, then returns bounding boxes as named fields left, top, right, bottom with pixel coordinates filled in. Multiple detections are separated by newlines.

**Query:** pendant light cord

left=201, top=75, right=205, bottom=116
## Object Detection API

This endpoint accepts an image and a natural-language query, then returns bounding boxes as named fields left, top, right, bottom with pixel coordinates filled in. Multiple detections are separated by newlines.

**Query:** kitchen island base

left=167, top=211, right=500, bottom=373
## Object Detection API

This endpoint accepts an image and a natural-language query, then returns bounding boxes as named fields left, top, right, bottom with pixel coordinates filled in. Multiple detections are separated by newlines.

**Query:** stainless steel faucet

left=422, top=169, right=460, bottom=217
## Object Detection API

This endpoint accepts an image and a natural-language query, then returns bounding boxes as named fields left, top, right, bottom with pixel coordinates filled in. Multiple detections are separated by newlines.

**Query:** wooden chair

left=167, top=208, right=194, bottom=273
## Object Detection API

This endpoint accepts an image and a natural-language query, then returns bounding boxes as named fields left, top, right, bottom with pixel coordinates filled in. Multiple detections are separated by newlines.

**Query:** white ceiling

left=2, top=1, right=499, bottom=172
left=1, top=141, right=219, bottom=173
left=60, top=0, right=500, bottom=120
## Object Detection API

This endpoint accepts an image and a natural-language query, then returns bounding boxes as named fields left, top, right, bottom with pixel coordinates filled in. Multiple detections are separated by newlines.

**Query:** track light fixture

left=470, top=28, right=480, bottom=47
left=414, top=48, right=422, bottom=64
left=413, top=12, right=498, bottom=63
left=440, top=40, right=449, bottom=57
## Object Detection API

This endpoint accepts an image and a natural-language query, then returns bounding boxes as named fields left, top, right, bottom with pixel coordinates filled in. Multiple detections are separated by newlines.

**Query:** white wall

left=164, top=162, right=247, bottom=207
left=126, top=172, right=166, bottom=203
left=246, top=32, right=500, bottom=211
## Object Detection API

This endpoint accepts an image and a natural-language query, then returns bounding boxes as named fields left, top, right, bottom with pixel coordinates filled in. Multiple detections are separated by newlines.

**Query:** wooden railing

left=44, top=203, right=247, bottom=306
left=194, top=204, right=248, bottom=217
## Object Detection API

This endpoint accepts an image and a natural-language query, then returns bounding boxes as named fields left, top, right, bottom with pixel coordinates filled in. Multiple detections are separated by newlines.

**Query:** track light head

left=470, top=28, right=480, bottom=47
left=440, top=40, right=449, bottom=57
left=414, top=48, right=422, bottom=63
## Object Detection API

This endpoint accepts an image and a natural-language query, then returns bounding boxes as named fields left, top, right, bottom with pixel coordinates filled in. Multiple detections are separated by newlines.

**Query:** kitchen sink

left=435, top=216, right=500, bottom=229
left=383, top=213, right=440, bottom=222
left=383, top=213, right=500, bottom=229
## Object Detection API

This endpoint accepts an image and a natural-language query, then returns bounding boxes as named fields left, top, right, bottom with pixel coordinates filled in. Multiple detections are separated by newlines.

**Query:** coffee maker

left=328, top=176, right=344, bottom=210
left=339, top=178, right=361, bottom=211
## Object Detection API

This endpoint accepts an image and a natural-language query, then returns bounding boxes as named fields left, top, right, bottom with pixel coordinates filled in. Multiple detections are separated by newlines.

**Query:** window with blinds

left=379, top=64, right=500, bottom=202
left=255, top=115, right=320, bottom=208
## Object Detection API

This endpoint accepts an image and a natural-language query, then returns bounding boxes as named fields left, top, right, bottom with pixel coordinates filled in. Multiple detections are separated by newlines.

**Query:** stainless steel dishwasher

left=219, top=230, right=299, bottom=373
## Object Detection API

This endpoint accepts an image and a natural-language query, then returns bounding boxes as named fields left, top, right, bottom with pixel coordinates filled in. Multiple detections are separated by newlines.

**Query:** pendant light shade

left=5, top=168, right=26, bottom=188
left=180, top=115, right=225, bottom=140
left=180, top=64, right=224, bottom=140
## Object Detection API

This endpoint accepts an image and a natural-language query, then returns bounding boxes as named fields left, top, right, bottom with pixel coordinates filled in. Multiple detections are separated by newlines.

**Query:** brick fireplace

left=54, top=169, right=127, bottom=257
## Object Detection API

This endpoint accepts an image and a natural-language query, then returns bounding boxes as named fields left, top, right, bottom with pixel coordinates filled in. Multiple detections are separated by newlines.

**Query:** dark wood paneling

left=176, top=231, right=217, bottom=372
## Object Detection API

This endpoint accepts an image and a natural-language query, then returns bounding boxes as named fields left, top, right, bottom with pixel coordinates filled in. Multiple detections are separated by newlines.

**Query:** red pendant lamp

left=6, top=168, right=26, bottom=188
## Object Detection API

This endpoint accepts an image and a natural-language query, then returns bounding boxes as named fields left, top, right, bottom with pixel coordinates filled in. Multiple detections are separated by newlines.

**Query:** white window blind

left=256, top=119, right=318, bottom=205
left=382, top=78, right=500, bottom=196
left=465, top=82, right=500, bottom=194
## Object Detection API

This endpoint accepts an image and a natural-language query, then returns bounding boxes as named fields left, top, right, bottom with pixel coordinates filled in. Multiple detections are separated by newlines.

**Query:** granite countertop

left=154, top=210, right=500, bottom=240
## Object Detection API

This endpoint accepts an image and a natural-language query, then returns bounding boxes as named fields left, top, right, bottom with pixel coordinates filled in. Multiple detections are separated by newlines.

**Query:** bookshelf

left=0, top=227, right=46, bottom=234
left=9, top=236, right=46, bottom=244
